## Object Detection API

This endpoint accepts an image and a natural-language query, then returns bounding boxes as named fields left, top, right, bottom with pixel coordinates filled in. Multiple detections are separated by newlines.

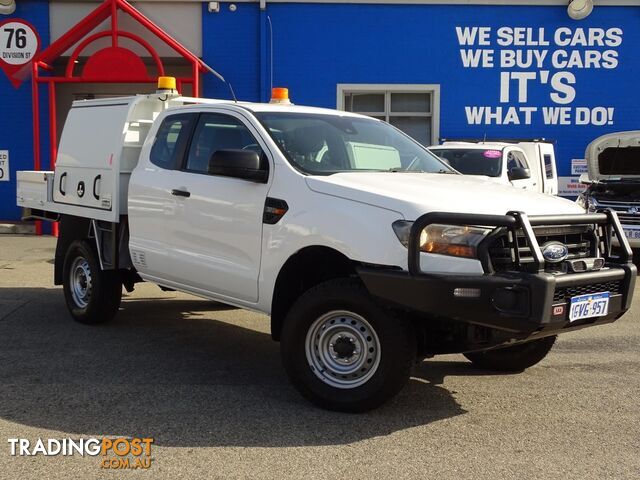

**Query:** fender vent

left=263, top=198, right=288, bottom=224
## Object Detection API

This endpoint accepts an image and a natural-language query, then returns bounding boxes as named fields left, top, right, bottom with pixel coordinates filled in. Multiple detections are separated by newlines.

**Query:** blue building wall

left=0, top=0, right=49, bottom=221
left=202, top=3, right=640, bottom=187
left=1, top=2, right=639, bottom=220
left=202, top=3, right=262, bottom=103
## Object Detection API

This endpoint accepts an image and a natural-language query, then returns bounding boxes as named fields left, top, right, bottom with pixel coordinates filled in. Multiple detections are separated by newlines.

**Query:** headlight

left=392, top=221, right=492, bottom=258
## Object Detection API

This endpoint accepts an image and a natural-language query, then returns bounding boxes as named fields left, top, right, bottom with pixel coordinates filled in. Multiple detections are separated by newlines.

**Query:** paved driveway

left=0, top=235, right=638, bottom=479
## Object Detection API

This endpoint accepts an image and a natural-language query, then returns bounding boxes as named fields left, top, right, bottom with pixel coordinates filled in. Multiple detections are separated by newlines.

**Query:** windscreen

left=598, top=146, right=640, bottom=176
left=431, top=148, right=503, bottom=177
left=255, top=112, right=452, bottom=175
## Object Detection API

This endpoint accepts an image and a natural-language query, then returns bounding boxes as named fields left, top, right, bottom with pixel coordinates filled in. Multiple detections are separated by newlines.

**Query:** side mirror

left=208, top=149, right=268, bottom=183
left=508, top=167, right=531, bottom=181
left=579, top=172, right=592, bottom=184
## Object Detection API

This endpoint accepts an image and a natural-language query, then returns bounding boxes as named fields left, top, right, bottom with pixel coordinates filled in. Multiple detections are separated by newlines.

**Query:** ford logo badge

left=541, top=241, right=569, bottom=263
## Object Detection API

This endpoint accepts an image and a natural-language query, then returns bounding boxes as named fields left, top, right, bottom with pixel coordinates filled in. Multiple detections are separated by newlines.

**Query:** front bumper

left=359, top=210, right=636, bottom=337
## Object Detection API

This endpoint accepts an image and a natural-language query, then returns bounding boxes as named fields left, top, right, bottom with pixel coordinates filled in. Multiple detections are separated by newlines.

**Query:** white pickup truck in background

left=16, top=79, right=635, bottom=412
left=429, top=140, right=559, bottom=195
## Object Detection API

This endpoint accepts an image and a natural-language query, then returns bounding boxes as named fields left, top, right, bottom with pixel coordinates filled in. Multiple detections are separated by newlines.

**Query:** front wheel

left=464, top=336, right=557, bottom=372
left=280, top=278, right=415, bottom=412
left=62, top=240, right=122, bottom=324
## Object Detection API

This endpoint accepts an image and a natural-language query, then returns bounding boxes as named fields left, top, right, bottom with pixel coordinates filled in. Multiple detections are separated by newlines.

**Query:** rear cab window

left=150, top=113, right=197, bottom=170
left=544, top=154, right=554, bottom=179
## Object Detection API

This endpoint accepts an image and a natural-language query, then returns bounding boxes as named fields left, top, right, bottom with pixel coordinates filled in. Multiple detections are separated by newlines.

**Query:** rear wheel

left=280, top=278, right=415, bottom=412
left=63, top=240, right=122, bottom=324
left=464, top=336, right=557, bottom=372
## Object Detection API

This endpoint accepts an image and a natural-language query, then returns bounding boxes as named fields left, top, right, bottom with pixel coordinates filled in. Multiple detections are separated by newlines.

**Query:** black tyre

left=62, top=240, right=122, bottom=324
left=280, top=278, right=415, bottom=412
left=464, top=336, right=557, bottom=372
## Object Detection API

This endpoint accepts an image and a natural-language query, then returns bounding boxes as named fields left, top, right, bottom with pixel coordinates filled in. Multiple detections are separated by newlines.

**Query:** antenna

left=199, top=60, right=238, bottom=103
left=267, top=15, right=274, bottom=93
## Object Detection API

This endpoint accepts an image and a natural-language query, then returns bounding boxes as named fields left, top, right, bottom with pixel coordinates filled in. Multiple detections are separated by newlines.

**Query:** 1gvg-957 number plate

left=569, top=292, right=610, bottom=322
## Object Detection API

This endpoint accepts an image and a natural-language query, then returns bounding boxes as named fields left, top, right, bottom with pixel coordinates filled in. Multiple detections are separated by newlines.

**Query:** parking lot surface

left=0, top=235, right=638, bottom=479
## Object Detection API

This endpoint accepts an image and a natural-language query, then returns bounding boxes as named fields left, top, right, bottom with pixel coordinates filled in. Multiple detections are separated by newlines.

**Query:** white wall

left=49, top=1, right=202, bottom=57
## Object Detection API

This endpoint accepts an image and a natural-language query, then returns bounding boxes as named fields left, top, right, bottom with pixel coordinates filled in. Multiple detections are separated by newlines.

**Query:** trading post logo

left=8, top=437, right=154, bottom=470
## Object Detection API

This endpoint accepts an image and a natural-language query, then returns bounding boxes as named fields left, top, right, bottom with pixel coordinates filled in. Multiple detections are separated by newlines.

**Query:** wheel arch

left=54, top=215, right=93, bottom=285
left=270, top=246, right=358, bottom=341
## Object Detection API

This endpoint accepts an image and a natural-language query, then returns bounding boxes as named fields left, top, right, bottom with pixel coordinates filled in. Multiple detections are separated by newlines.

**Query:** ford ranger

left=16, top=79, right=636, bottom=412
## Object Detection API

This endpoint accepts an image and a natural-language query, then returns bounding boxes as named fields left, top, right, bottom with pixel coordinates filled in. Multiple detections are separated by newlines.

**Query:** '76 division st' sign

left=0, top=19, right=40, bottom=88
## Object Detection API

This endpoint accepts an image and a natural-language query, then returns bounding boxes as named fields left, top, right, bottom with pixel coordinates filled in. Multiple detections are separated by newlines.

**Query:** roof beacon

left=270, top=87, right=292, bottom=105
left=156, top=76, right=177, bottom=95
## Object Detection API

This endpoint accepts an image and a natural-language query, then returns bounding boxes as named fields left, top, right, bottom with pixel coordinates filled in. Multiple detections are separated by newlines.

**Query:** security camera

left=567, top=0, right=594, bottom=20
left=0, top=0, right=16, bottom=15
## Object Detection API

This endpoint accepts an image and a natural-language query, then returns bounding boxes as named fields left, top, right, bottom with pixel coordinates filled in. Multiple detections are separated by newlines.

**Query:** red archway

left=29, top=0, right=206, bottom=234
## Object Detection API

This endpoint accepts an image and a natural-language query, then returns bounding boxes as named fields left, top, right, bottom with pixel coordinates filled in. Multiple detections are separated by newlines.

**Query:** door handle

left=171, top=189, right=191, bottom=198
left=93, top=175, right=101, bottom=200
left=59, top=172, right=67, bottom=196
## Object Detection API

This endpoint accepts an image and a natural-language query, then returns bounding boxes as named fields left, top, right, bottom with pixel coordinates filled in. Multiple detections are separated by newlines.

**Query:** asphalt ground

left=0, top=235, right=638, bottom=479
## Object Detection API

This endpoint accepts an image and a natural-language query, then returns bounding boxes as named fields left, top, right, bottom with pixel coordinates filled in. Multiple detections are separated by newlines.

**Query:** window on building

left=338, top=85, right=440, bottom=146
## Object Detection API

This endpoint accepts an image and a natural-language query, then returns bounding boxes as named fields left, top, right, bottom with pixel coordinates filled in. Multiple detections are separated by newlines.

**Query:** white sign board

left=0, top=150, right=8, bottom=181
left=0, top=21, right=39, bottom=65
left=571, top=158, right=588, bottom=175
left=558, top=176, right=586, bottom=197
left=0, top=19, right=40, bottom=87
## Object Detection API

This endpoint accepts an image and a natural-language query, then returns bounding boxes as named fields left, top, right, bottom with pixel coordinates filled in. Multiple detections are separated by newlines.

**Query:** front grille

left=488, top=225, right=597, bottom=273
left=592, top=200, right=640, bottom=225
left=616, top=213, right=640, bottom=225
left=553, top=280, right=623, bottom=303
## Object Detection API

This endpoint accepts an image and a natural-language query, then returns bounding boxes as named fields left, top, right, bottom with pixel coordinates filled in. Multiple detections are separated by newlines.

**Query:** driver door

left=167, top=110, right=271, bottom=302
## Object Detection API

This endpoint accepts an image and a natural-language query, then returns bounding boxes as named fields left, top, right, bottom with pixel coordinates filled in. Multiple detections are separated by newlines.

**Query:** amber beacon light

left=270, top=87, right=292, bottom=104
left=157, top=76, right=177, bottom=92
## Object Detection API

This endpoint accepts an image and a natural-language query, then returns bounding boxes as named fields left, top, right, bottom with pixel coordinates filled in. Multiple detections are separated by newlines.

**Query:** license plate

left=569, top=292, right=610, bottom=322
left=623, top=226, right=640, bottom=240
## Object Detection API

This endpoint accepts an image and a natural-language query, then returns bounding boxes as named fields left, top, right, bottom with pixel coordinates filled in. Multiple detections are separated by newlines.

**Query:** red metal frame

left=30, top=0, right=205, bottom=235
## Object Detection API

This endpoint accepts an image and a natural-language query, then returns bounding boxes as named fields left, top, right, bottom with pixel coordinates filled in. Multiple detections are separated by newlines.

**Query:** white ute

left=429, top=140, right=559, bottom=194
left=17, top=79, right=636, bottom=412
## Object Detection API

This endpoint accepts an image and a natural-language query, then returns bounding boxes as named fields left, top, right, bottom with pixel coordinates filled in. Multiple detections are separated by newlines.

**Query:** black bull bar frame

left=358, top=210, right=636, bottom=335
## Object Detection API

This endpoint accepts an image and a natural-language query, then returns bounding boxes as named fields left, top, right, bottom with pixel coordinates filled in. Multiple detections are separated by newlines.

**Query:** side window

left=185, top=113, right=263, bottom=174
left=150, top=114, right=195, bottom=170
left=507, top=151, right=528, bottom=170
left=544, top=154, right=554, bottom=179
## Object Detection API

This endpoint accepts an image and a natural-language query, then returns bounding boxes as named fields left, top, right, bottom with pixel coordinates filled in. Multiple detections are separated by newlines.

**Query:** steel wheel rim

left=305, top=310, right=381, bottom=389
left=70, top=256, right=92, bottom=309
